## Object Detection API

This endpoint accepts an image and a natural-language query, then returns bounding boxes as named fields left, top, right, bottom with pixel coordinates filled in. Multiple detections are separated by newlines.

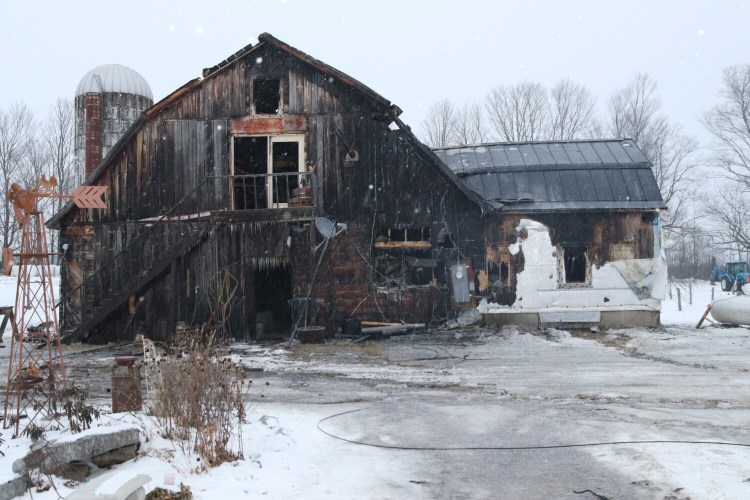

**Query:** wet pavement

left=2, top=325, right=750, bottom=498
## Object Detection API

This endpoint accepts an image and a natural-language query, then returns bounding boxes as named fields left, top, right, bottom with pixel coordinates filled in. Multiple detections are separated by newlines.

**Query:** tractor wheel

left=721, top=277, right=731, bottom=291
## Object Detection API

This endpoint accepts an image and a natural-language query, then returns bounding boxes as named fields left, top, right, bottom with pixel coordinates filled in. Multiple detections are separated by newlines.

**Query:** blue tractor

left=709, top=261, right=750, bottom=292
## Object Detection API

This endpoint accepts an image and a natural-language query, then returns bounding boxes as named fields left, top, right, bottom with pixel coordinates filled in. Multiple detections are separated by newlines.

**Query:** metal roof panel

left=474, top=146, right=493, bottom=170
left=637, top=168, right=664, bottom=201
left=575, top=170, right=598, bottom=201
left=577, top=142, right=603, bottom=164
left=592, top=142, right=617, bottom=163
left=528, top=171, right=549, bottom=201
left=514, top=170, right=533, bottom=199
left=621, top=140, right=649, bottom=163
left=559, top=170, right=582, bottom=201
left=545, top=171, right=565, bottom=202
left=459, top=147, right=480, bottom=171
left=519, top=144, right=541, bottom=166
left=532, top=143, right=555, bottom=165
left=590, top=169, right=613, bottom=201
left=562, top=143, right=587, bottom=165
left=608, top=169, right=630, bottom=201
left=504, top=146, right=525, bottom=166
left=488, top=146, right=510, bottom=167
left=444, top=148, right=465, bottom=173
left=607, top=141, right=633, bottom=164
left=549, top=143, right=572, bottom=165
left=621, top=169, right=646, bottom=201
left=498, top=172, right=518, bottom=200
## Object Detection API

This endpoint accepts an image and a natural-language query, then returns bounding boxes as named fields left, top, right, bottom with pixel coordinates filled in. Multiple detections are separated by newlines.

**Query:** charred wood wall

left=58, top=42, right=485, bottom=341
left=482, top=211, right=656, bottom=305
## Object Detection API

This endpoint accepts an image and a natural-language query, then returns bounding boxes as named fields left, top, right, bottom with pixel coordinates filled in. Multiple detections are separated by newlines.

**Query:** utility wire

left=317, top=406, right=750, bottom=452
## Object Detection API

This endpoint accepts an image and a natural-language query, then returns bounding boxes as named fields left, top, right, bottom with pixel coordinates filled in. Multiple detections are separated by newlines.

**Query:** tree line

left=0, top=100, right=76, bottom=261
left=419, top=67, right=750, bottom=279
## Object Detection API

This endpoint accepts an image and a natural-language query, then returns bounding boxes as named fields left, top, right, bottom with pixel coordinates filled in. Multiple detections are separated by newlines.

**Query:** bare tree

left=606, top=73, right=662, bottom=144
left=703, top=64, right=750, bottom=188
left=43, top=99, right=76, bottom=258
left=647, top=121, right=700, bottom=227
left=0, top=102, right=34, bottom=249
left=485, top=81, right=549, bottom=142
left=703, top=184, right=750, bottom=259
left=420, top=98, right=457, bottom=148
left=549, top=79, right=597, bottom=140
left=452, top=101, right=487, bottom=145
left=606, top=73, right=699, bottom=232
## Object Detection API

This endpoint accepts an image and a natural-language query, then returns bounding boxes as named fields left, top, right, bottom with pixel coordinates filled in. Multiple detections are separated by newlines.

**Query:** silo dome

left=74, top=64, right=154, bottom=184
left=75, top=64, right=153, bottom=100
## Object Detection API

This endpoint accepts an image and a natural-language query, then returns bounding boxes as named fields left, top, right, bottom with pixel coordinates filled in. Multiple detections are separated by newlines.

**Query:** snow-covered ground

left=1, top=277, right=749, bottom=499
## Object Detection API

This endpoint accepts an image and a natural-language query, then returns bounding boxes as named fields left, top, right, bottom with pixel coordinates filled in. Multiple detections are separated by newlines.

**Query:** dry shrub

left=149, top=335, right=249, bottom=470
left=146, top=484, right=193, bottom=499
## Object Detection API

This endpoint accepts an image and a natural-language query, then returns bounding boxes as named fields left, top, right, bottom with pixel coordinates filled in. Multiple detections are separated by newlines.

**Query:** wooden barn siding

left=304, top=124, right=485, bottom=327
left=59, top=43, right=485, bottom=340
left=78, top=220, right=300, bottom=342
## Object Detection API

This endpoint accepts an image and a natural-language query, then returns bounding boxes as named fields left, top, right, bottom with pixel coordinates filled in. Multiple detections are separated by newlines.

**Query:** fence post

left=677, top=287, right=682, bottom=312
left=689, top=282, right=693, bottom=305
left=711, top=287, right=715, bottom=301
left=669, top=282, right=673, bottom=300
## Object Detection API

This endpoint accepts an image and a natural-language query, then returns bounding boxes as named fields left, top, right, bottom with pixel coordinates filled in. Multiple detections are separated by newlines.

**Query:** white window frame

left=231, top=134, right=305, bottom=209
left=557, top=244, right=592, bottom=288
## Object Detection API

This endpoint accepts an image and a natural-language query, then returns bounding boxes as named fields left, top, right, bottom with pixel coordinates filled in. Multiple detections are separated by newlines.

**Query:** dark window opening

left=488, top=262, right=499, bottom=282
left=487, top=261, right=510, bottom=286
left=254, top=79, right=280, bottom=114
left=234, top=136, right=267, bottom=209
left=563, top=246, right=588, bottom=284
left=232, top=135, right=303, bottom=209
left=271, top=141, right=299, bottom=205
left=374, top=249, right=434, bottom=287
left=254, top=265, right=292, bottom=337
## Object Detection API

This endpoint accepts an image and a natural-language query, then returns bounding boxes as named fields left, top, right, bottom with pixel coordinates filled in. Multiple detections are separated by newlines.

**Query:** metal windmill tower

left=3, top=176, right=107, bottom=437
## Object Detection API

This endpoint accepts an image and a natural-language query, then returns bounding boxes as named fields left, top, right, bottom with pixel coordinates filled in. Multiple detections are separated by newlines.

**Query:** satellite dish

left=314, top=217, right=347, bottom=252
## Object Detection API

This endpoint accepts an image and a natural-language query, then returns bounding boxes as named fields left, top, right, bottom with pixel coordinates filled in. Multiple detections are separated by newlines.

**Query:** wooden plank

left=696, top=304, right=712, bottom=329
left=374, top=241, right=431, bottom=249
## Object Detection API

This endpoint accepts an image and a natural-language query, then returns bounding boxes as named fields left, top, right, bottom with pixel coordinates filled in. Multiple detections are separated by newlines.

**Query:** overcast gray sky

left=3, top=0, right=749, bottom=144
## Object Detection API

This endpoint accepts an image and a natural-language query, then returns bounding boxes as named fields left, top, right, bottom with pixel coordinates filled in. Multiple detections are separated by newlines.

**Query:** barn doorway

left=254, top=265, right=292, bottom=338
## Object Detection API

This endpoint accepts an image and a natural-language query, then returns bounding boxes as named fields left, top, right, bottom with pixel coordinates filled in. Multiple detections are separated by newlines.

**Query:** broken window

left=374, top=227, right=434, bottom=286
left=232, top=135, right=305, bottom=209
left=558, top=245, right=591, bottom=287
left=253, top=79, right=280, bottom=114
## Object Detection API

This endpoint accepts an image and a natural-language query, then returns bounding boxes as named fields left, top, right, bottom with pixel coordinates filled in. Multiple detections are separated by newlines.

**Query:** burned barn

left=49, top=34, right=667, bottom=343
left=434, top=140, right=667, bottom=329
left=49, top=33, right=487, bottom=343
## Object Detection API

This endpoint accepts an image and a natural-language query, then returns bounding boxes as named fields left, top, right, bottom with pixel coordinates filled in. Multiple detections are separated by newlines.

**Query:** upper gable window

left=254, top=79, right=280, bottom=114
